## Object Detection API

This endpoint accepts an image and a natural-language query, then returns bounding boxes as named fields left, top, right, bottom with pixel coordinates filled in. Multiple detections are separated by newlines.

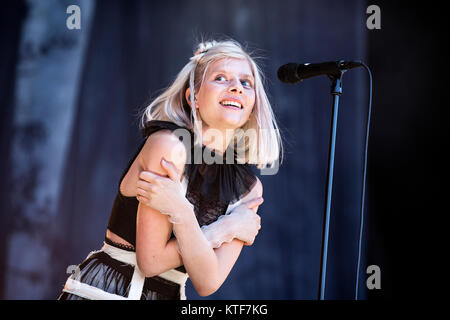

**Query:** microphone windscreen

left=277, top=63, right=301, bottom=83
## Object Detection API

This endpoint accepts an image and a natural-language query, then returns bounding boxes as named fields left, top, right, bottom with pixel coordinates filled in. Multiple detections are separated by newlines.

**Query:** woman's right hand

left=228, top=197, right=263, bottom=246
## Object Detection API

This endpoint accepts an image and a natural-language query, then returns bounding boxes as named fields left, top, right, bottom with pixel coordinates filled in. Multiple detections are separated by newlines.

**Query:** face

left=186, top=58, right=256, bottom=133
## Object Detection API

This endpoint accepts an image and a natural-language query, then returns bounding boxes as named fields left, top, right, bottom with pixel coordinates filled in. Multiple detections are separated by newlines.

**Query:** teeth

left=220, top=100, right=242, bottom=109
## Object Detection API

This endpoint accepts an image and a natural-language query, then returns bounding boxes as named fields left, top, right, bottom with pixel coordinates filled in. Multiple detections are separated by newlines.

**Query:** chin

left=219, top=119, right=243, bottom=131
left=220, top=113, right=245, bottom=124
left=202, top=113, right=245, bottom=132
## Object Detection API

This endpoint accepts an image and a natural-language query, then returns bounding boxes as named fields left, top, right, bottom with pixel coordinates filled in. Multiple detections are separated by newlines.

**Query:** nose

left=228, top=78, right=243, bottom=94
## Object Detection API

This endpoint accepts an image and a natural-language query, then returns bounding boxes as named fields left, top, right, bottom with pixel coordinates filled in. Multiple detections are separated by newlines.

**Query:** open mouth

left=219, top=100, right=243, bottom=110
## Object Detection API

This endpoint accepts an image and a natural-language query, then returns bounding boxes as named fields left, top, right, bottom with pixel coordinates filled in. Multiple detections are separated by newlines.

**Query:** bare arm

left=135, top=131, right=263, bottom=296
left=135, top=131, right=187, bottom=276
left=134, top=131, right=223, bottom=296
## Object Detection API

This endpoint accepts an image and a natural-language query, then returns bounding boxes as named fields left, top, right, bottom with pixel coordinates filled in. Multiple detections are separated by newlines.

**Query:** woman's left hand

left=136, top=158, right=193, bottom=219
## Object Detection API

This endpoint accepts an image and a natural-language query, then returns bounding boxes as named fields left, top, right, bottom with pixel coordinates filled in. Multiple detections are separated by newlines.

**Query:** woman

left=58, top=38, right=283, bottom=300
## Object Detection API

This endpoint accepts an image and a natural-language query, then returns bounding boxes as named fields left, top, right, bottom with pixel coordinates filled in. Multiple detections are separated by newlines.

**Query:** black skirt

left=57, top=240, right=183, bottom=300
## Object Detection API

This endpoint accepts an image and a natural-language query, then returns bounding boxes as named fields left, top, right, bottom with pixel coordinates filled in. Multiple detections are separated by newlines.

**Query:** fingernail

left=161, top=159, right=166, bottom=165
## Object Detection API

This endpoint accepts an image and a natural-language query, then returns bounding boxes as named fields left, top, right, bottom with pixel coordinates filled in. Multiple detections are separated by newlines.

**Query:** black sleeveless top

left=107, top=120, right=257, bottom=271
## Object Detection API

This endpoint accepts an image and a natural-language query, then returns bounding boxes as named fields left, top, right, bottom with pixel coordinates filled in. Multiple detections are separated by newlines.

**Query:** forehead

left=207, top=58, right=254, bottom=77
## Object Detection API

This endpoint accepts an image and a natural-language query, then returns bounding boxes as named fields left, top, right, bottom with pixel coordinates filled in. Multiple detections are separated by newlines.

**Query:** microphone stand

left=318, top=68, right=344, bottom=300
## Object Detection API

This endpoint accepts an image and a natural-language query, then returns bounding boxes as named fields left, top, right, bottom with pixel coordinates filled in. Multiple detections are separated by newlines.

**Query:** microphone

left=277, top=60, right=363, bottom=83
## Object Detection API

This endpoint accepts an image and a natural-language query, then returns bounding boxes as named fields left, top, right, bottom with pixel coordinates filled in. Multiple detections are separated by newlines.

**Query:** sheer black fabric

left=57, top=240, right=181, bottom=300
left=184, top=147, right=257, bottom=226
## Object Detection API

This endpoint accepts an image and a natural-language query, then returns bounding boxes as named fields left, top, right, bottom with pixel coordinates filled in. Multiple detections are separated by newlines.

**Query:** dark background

left=1, top=0, right=436, bottom=300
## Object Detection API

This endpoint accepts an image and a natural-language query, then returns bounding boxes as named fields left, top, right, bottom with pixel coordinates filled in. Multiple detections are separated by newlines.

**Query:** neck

left=201, top=124, right=235, bottom=154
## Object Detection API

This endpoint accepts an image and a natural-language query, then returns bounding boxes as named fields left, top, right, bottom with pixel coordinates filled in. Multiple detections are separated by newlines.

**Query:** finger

left=136, top=195, right=150, bottom=205
left=136, top=179, right=152, bottom=191
left=136, top=195, right=146, bottom=203
left=139, top=170, right=159, bottom=183
left=161, top=158, right=180, bottom=181
left=245, top=197, right=264, bottom=209
left=211, top=241, right=220, bottom=248
left=136, top=187, right=150, bottom=198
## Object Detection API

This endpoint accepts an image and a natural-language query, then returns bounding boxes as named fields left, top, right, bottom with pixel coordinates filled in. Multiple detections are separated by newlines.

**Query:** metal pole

left=318, top=76, right=342, bottom=300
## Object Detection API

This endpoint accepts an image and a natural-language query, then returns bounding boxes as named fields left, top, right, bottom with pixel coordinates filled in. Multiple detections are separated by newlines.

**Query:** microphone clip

left=327, top=60, right=345, bottom=96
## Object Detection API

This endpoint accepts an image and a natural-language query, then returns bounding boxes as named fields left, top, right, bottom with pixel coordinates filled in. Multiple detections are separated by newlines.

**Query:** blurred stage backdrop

left=0, top=0, right=390, bottom=299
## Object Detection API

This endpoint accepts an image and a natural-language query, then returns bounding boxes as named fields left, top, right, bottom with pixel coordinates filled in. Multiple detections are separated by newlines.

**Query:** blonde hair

left=139, top=37, right=284, bottom=170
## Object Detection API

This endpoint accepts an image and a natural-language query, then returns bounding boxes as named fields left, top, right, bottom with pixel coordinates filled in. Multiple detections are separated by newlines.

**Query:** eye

left=241, top=80, right=252, bottom=88
left=215, top=75, right=226, bottom=81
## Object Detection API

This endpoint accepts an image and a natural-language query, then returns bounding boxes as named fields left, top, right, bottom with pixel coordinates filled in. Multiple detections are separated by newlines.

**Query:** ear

left=185, top=87, right=191, bottom=106
left=185, top=88, right=198, bottom=108
left=186, top=88, right=199, bottom=110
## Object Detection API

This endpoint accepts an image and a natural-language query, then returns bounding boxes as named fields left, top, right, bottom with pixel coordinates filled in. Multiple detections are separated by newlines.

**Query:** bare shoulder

left=138, top=130, right=188, bottom=176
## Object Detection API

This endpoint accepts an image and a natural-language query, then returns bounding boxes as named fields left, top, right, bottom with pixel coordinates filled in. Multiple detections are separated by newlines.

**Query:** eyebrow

left=212, top=70, right=254, bottom=80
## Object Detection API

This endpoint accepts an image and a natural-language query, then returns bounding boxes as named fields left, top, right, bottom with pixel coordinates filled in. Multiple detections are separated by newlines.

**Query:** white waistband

left=62, top=242, right=189, bottom=300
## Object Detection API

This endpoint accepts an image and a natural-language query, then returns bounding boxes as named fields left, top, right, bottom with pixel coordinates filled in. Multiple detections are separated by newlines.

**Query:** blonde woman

left=58, top=38, right=283, bottom=300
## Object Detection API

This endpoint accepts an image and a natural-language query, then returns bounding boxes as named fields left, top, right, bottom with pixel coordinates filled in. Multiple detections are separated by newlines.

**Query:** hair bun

left=194, top=40, right=218, bottom=56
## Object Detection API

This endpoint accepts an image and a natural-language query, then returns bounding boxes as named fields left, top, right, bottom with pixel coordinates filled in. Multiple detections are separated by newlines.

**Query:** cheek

left=246, top=94, right=256, bottom=112
left=204, top=82, right=222, bottom=94
left=198, top=85, right=220, bottom=105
